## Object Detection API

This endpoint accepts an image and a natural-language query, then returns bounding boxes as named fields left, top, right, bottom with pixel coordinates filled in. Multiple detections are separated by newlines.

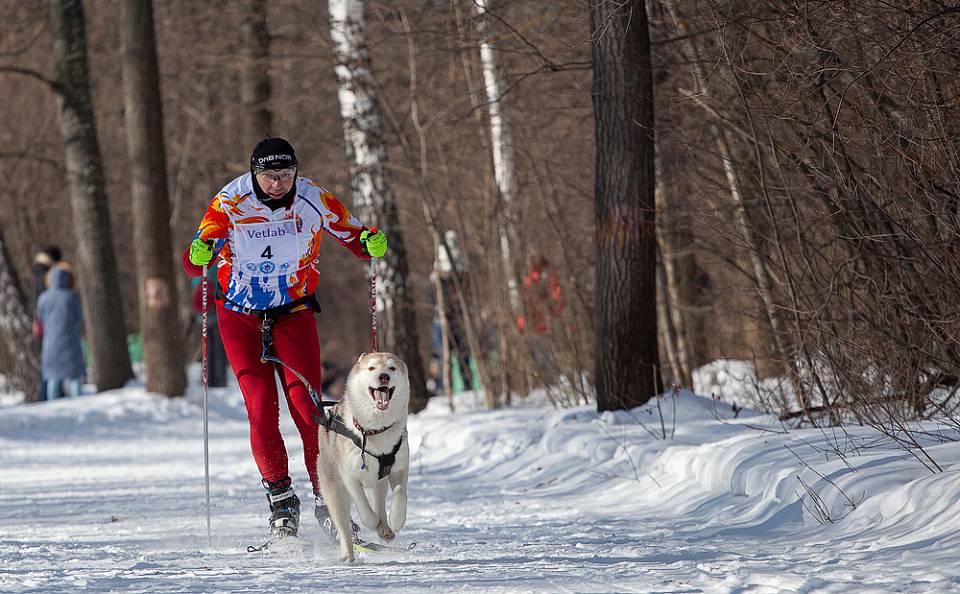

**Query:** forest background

left=1, top=0, right=958, bottom=431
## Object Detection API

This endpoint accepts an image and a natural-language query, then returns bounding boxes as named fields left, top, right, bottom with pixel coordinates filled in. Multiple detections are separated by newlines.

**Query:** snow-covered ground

left=3, top=363, right=960, bottom=593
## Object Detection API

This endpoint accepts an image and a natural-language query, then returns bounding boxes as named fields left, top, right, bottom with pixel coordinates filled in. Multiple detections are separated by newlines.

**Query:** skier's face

left=255, top=168, right=296, bottom=199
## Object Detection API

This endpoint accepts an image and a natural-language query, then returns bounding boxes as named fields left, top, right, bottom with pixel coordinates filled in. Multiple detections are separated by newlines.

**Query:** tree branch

left=0, top=66, right=61, bottom=95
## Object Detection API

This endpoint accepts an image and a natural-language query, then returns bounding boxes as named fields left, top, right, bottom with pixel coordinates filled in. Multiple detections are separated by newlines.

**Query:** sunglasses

left=256, top=168, right=297, bottom=184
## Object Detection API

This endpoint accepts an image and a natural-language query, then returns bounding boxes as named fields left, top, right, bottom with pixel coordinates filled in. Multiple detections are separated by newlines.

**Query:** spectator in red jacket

left=516, top=255, right=566, bottom=336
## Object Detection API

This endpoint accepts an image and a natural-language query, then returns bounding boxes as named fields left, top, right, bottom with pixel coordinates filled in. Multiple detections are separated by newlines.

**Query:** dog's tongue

left=374, top=387, right=390, bottom=411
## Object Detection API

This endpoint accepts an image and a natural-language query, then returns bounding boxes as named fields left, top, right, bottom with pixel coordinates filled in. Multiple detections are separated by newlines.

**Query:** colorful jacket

left=184, top=173, right=370, bottom=312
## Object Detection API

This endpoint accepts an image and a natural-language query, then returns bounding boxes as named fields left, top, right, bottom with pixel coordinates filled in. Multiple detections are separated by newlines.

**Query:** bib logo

left=246, top=228, right=287, bottom=239
left=259, top=261, right=276, bottom=274
left=245, top=263, right=258, bottom=273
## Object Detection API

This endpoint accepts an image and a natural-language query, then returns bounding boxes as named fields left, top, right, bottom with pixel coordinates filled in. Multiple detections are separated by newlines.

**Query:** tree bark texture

left=329, top=0, right=427, bottom=413
left=0, top=232, right=40, bottom=401
left=240, top=0, right=271, bottom=144
left=119, top=0, right=186, bottom=397
left=589, top=0, right=661, bottom=411
left=48, top=0, right=133, bottom=391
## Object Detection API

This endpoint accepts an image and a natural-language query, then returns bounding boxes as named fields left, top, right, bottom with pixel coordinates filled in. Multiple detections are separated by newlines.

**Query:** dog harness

left=322, top=413, right=404, bottom=480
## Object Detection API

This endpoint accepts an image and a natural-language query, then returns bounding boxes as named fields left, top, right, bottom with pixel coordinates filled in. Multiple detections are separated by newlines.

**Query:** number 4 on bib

left=261, top=245, right=273, bottom=259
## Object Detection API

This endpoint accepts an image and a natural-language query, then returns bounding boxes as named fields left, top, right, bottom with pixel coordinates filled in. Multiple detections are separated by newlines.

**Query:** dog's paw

left=377, top=521, right=396, bottom=542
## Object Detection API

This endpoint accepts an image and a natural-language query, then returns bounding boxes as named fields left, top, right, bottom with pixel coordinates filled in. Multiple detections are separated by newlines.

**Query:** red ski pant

left=217, top=304, right=323, bottom=494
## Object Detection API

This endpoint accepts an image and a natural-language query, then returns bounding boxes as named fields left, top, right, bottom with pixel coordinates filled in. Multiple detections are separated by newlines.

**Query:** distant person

left=31, top=245, right=62, bottom=306
left=430, top=230, right=473, bottom=392
left=31, top=245, right=62, bottom=400
left=515, top=255, right=566, bottom=384
left=35, top=264, right=85, bottom=400
left=515, top=254, right=565, bottom=335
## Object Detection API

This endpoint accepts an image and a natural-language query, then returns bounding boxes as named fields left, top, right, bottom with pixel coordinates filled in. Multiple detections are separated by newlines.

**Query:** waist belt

left=217, top=284, right=321, bottom=319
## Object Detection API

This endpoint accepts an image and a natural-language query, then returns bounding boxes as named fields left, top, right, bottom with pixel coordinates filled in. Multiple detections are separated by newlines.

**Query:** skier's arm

left=317, top=190, right=372, bottom=261
left=182, top=195, right=230, bottom=277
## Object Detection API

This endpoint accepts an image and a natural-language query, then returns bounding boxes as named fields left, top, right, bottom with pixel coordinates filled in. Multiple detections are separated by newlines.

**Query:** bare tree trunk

left=655, top=156, right=693, bottom=388
left=474, top=0, right=522, bottom=404
left=590, top=0, right=660, bottom=412
left=329, top=0, right=427, bottom=413
left=656, top=243, right=683, bottom=388
left=49, top=0, right=132, bottom=391
left=0, top=231, right=40, bottom=401
left=449, top=0, right=505, bottom=407
left=474, top=0, right=521, bottom=311
left=240, top=0, right=271, bottom=144
left=119, top=0, right=186, bottom=397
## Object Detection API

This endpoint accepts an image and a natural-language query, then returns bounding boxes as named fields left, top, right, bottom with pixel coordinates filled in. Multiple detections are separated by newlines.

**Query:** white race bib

left=233, top=219, right=300, bottom=278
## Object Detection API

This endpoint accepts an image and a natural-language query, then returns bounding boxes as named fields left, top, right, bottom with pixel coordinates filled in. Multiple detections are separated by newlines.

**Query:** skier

left=182, top=137, right=388, bottom=542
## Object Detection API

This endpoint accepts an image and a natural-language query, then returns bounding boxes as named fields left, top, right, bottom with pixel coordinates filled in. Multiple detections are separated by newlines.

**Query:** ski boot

left=314, top=494, right=361, bottom=544
left=263, top=476, right=300, bottom=538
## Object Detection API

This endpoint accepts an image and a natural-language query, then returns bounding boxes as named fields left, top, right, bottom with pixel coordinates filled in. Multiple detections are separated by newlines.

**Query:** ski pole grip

left=370, top=226, right=378, bottom=234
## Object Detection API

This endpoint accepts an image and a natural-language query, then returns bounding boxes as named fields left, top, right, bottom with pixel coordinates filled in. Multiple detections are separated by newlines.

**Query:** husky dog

left=316, top=352, right=410, bottom=562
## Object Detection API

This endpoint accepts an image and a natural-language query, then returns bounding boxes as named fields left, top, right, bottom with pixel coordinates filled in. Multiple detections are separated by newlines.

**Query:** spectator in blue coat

left=35, top=264, right=85, bottom=400
left=31, top=245, right=62, bottom=400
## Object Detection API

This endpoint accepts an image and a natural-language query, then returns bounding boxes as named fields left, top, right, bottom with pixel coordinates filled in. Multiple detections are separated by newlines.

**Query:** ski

left=247, top=541, right=273, bottom=553
left=246, top=535, right=312, bottom=553
left=248, top=537, right=415, bottom=554
left=353, top=540, right=417, bottom=554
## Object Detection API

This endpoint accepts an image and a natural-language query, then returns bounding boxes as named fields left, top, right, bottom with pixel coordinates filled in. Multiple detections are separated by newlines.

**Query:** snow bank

left=3, top=372, right=960, bottom=591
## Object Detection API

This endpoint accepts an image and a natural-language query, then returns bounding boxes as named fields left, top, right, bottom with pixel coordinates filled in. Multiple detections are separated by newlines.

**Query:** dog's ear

left=356, top=353, right=367, bottom=363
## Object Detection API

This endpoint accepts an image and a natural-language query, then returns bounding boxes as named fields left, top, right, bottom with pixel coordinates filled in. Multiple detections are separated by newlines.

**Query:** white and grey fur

left=316, top=352, right=410, bottom=562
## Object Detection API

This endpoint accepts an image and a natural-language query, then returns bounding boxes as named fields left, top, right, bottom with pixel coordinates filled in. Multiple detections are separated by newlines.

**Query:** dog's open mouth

left=368, top=386, right=395, bottom=411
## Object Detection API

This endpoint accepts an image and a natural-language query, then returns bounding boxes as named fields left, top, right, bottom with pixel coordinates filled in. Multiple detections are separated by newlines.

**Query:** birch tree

left=328, top=0, right=427, bottom=413
left=473, top=0, right=520, bottom=314
left=49, top=0, right=132, bottom=391
left=472, top=0, right=530, bottom=404
left=590, top=0, right=660, bottom=411
left=119, top=0, right=186, bottom=397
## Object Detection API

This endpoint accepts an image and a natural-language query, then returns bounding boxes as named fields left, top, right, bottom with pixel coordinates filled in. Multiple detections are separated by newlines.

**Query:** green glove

left=189, top=238, right=214, bottom=266
left=360, top=228, right=388, bottom=258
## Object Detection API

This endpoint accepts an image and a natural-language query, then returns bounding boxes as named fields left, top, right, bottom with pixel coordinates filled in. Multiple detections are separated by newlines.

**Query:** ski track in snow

left=3, top=373, right=960, bottom=593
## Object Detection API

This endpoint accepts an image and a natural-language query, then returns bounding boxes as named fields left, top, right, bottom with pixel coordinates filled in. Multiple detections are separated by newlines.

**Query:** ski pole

left=201, top=264, right=212, bottom=546
left=368, top=227, right=378, bottom=352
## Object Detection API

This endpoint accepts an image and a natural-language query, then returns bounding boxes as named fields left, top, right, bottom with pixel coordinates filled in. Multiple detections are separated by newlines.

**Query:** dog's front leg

left=388, top=468, right=408, bottom=533
left=317, top=451, right=355, bottom=563
left=372, top=478, right=394, bottom=541
left=344, top=477, right=380, bottom=530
